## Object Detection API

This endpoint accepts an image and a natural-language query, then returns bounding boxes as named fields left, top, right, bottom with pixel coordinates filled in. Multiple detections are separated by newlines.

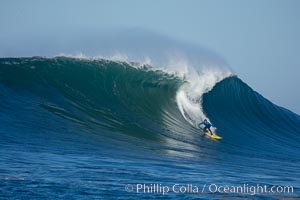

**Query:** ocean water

left=0, top=57, right=299, bottom=199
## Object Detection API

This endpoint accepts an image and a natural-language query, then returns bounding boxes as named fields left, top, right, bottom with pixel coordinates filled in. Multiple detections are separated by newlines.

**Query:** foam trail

left=176, top=67, right=232, bottom=127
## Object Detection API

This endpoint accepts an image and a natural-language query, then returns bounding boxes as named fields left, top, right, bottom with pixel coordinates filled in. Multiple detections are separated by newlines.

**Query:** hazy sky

left=0, top=0, right=299, bottom=113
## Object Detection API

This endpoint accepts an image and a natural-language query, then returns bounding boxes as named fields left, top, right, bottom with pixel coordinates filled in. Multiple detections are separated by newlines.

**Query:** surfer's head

left=204, top=119, right=207, bottom=121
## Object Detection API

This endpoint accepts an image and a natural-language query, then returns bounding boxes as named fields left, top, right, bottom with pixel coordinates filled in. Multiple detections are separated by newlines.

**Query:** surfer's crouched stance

left=199, top=119, right=215, bottom=135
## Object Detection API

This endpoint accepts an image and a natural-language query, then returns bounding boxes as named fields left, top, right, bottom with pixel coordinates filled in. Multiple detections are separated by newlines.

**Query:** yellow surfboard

left=204, top=131, right=222, bottom=140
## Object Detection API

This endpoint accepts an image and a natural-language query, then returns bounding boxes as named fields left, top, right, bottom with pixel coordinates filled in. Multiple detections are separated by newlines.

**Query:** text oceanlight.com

left=124, top=183, right=294, bottom=195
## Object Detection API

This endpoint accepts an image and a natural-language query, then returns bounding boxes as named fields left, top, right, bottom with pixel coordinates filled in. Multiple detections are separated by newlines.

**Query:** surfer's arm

left=198, top=122, right=203, bottom=128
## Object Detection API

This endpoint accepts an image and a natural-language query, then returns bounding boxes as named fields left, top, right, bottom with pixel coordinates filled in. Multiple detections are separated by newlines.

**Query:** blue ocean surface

left=0, top=57, right=299, bottom=199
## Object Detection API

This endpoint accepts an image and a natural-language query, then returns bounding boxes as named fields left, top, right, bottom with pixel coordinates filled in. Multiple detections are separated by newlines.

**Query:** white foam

left=57, top=53, right=127, bottom=62
left=176, top=66, right=232, bottom=127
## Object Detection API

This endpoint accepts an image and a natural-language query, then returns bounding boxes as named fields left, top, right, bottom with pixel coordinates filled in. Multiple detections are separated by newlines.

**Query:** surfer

left=199, top=119, right=215, bottom=135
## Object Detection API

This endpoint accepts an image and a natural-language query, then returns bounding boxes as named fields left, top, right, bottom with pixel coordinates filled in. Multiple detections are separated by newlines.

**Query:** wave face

left=0, top=57, right=299, bottom=199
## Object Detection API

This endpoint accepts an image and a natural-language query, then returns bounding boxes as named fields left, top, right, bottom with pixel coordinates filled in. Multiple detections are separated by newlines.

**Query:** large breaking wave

left=0, top=57, right=299, bottom=153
